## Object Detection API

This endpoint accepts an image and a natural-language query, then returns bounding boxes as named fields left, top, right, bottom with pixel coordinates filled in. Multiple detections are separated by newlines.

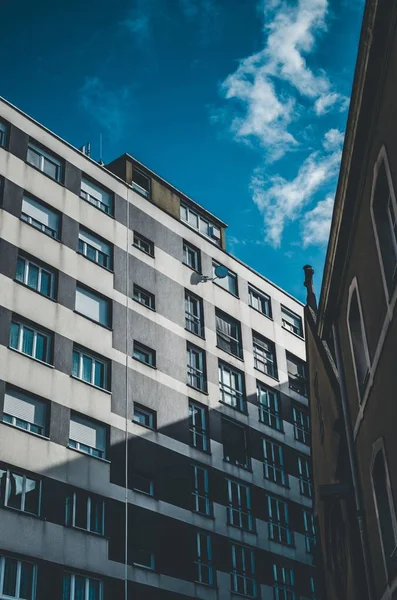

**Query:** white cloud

left=301, top=196, right=334, bottom=246
left=123, top=14, right=150, bottom=38
left=251, top=129, right=343, bottom=247
left=323, top=127, right=345, bottom=150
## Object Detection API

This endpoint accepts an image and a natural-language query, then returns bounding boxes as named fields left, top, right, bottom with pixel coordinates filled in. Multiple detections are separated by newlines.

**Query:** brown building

left=304, top=1, right=397, bottom=599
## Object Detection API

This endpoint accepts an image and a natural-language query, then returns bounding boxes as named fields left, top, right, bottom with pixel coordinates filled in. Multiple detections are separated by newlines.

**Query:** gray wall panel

left=111, top=360, right=128, bottom=418
left=50, top=402, right=70, bottom=446
left=0, top=379, right=5, bottom=420
left=2, top=178, right=23, bottom=218
left=114, top=194, right=128, bottom=227
left=64, top=162, right=81, bottom=196
left=113, top=245, right=127, bottom=296
left=129, top=205, right=182, bottom=261
left=57, top=271, right=76, bottom=311
left=53, top=333, right=73, bottom=375
left=0, top=306, right=12, bottom=348
left=0, top=239, right=18, bottom=279
left=8, top=125, right=28, bottom=161
left=61, top=214, right=79, bottom=251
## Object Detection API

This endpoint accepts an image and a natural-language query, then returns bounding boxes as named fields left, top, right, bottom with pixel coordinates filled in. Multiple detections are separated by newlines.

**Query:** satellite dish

left=214, top=265, right=228, bottom=279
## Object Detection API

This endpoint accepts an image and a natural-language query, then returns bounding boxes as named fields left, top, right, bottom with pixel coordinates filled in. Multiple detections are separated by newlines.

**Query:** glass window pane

left=72, top=351, right=80, bottom=378
left=62, top=574, right=71, bottom=600
left=16, top=257, right=26, bottom=283
left=7, top=472, right=24, bottom=510
left=19, top=561, right=34, bottom=600
left=24, top=478, right=40, bottom=515
left=22, top=327, right=34, bottom=356
left=43, top=158, right=57, bottom=179
left=89, top=579, right=101, bottom=600
left=90, top=499, right=103, bottom=534
left=94, top=360, right=104, bottom=388
left=27, top=147, right=40, bottom=169
left=27, top=264, right=39, bottom=290
left=74, top=576, right=86, bottom=600
left=35, top=333, right=47, bottom=361
left=75, top=494, right=87, bottom=529
left=40, top=270, right=52, bottom=296
left=83, top=355, right=93, bottom=382
left=3, top=557, right=18, bottom=596
left=10, top=322, right=20, bottom=350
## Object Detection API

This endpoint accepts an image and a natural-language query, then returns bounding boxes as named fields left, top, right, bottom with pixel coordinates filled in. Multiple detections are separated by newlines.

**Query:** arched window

left=372, top=445, right=397, bottom=575
left=372, top=151, right=397, bottom=295
left=347, top=284, right=370, bottom=398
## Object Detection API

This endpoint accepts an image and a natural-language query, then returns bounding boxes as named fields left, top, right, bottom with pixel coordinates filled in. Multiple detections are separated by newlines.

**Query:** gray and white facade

left=0, top=97, right=317, bottom=600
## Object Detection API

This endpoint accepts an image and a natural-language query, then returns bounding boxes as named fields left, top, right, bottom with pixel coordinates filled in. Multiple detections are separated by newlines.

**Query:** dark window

left=293, top=406, right=310, bottom=445
left=132, top=169, right=150, bottom=198
left=373, top=159, right=397, bottom=293
left=248, top=286, right=271, bottom=317
left=72, top=346, right=110, bottom=390
left=195, top=532, right=214, bottom=585
left=2, top=387, right=48, bottom=437
left=273, top=565, right=296, bottom=599
left=372, top=449, right=397, bottom=573
left=0, top=556, right=36, bottom=600
left=27, top=141, right=63, bottom=182
left=230, top=544, right=256, bottom=597
left=263, top=439, right=287, bottom=486
left=298, top=456, right=312, bottom=497
left=257, top=383, right=282, bottom=431
left=133, top=232, right=154, bottom=257
left=62, top=573, right=103, bottom=600
left=133, top=284, right=155, bottom=310
left=348, top=288, right=370, bottom=397
left=222, top=419, right=249, bottom=469
left=78, top=227, right=112, bottom=269
left=183, top=240, right=201, bottom=272
left=227, top=479, right=253, bottom=531
left=180, top=204, right=221, bottom=245
left=281, top=306, right=303, bottom=337
left=212, top=261, right=238, bottom=296
left=16, top=254, right=56, bottom=299
left=303, top=510, right=316, bottom=553
left=218, top=361, right=246, bottom=412
left=131, top=474, right=154, bottom=496
left=192, top=465, right=211, bottom=516
left=65, top=490, right=104, bottom=535
left=185, top=291, right=204, bottom=337
left=133, top=341, right=156, bottom=367
left=187, top=343, right=207, bottom=392
left=0, top=468, right=41, bottom=516
left=266, top=496, right=293, bottom=546
left=189, top=400, right=209, bottom=452
left=9, top=319, right=52, bottom=364
left=0, top=121, right=8, bottom=148
left=287, top=353, right=307, bottom=396
left=216, top=310, right=243, bottom=358
left=80, top=177, right=113, bottom=215
left=131, top=548, right=155, bottom=570
left=133, top=403, right=156, bottom=430
left=253, top=333, right=277, bottom=378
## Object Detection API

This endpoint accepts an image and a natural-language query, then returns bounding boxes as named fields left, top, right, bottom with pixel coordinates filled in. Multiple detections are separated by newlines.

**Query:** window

left=69, top=413, right=107, bottom=459
left=65, top=491, right=104, bottom=535
left=293, top=407, right=310, bottom=445
left=183, top=240, right=201, bottom=272
left=131, top=168, right=150, bottom=198
left=78, top=228, right=112, bottom=269
left=187, top=344, right=207, bottom=392
left=80, top=177, right=112, bottom=215
left=267, top=496, right=293, bottom=546
left=62, top=573, right=102, bottom=600
left=0, top=468, right=41, bottom=516
left=347, top=287, right=370, bottom=397
left=133, top=341, right=156, bottom=367
left=273, top=565, right=296, bottom=600
left=281, top=306, right=303, bottom=337
left=72, top=346, right=109, bottom=390
left=0, top=121, right=7, bottom=148
left=263, top=439, right=287, bottom=486
left=253, top=333, right=277, bottom=378
left=131, top=474, right=154, bottom=496
left=216, top=310, right=242, bottom=358
left=75, top=285, right=111, bottom=328
left=303, top=510, right=316, bottom=553
left=212, top=261, right=238, bottom=296
left=9, top=320, right=52, bottom=364
left=185, top=291, right=204, bottom=337
left=309, top=576, right=318, bottom=600
left=192, top=465, right=211, bottom=516
left=222, top=419, right=249, bottom=469
left=257, top=384, right=282, bottom=431
left=230, top=544, right=256, bottom=597
left=2, top=388, right=47, bottom=437
left=21, top=195, right=60, bottom=239
left=27, top=141, right=62, bottom=182
left=298, top=456, right=312, bottom=497
left=227, top=480, right=253, bottom=531
left=133, top=404, right=156, bottom=430
left=133, top=232, right=154, bottom=257
left=189, top=401, right=209, bottom=452
left=248, top=286, right=271, bottom=317
left=133, top=284, right=155, bottom=310
left=372, top=447, right=397, bottom=574
left=0, top=556, right=36, bottom=600
left=218, top=362, right=245, bottom=412
left=180, top=203, right=221, bottom=245
left=287, top=353, right=307, bottom=396
left=372, top=156, right=397, bottom=293
left=15, top=255, right=55, bottom=299
left=195, top=532, right=214, bottom=586
left=131, top=549, right=155, bottom=570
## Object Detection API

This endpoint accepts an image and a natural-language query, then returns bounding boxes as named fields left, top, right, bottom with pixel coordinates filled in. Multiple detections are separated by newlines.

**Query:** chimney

left=303, top=265, right=317, bottom=311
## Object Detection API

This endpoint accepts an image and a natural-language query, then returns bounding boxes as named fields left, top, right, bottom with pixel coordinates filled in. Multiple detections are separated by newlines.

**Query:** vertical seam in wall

left=125, top=195, right=130, bottom=600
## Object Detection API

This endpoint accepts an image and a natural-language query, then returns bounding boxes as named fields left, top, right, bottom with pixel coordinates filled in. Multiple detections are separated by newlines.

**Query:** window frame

left=248, top=285, right=272, bottom=318
left=226, top=479, right=253, bottom=532
left=212, top=260, right=238, bottom=297
left=267, top=495, right=293, bottom=546
left=187, top=343, right=207, bottom=392
left=218, top=361, right=246, bottom=413
left=195, top=532, right=214, bottom=586
left=189, top=400, right=209, bottom=452
left=62, top=572, right=103, bottom=600
left=263, top=438, right=288, bottom=487
left=192, top=464, right=212, bottom=517
left=21, top=194, right=60, bottom=240
left=0, top=468, right=41, bottom=517
left=253, top=332, right=278, bottom=379
left=75, top=284, right=112, bottom=329
left=273, top=564, right=296, bottom=600
left=230, top=543, right=257, bottom=598
left=9, top=319, right=52, bottom=365
left=133, top=341, right=156, bottom=368
left=281, top=305, right=303, bottom=338
left=131, top=474, right=154, bottom=497
left=180, top=202, right=221, bottom=245
left=215, top=309, right=243, bottom=359
left=65, top=491, right=105, bottom=536
left=346, top=279, right=371, bottom=402
left=133, top=232, right=154, bottom=257
left=27, top=140, right=63, bottom=183
left=78, top=227, right=112, bottom=270
left=132, top=403, right=156, bottom=430
left=303, top=509, right=316, bottom=554
left=292, top=406, right=310, bottom=445
left=286, top=352, right=307, bottom=397
left=131, top=168, right=151, bottom=199
left=0, top=555, right=37, bottom=600
left=133, top=284, right=155, bottom=311
left=182, top=240, right=201, bottom=273
left=15, top=254, right=56, bottom=300
left=2, top=387, right=48, bottom=438
left=0, top=121, right=8, bottom=148
left=68, top=413, right=108, bottom=460
left=257, top=383, right=282, bottom=431
left=297, top=455, right=312, bottom=497
left=80, top=176, right=113, bottom=216
left=72, top=346, right=110, bottom=391
left=222, top=418, right=250, bottom=470
left=131, top=549, right=155, bottom=571
left=185, top=290, right=204, bottom=338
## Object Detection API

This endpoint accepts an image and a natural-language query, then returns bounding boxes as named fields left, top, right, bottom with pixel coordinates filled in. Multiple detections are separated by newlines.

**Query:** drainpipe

left=332, top=323, right=374, bottom=599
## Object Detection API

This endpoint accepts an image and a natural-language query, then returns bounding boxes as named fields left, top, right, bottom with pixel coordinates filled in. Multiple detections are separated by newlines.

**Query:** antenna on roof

left=80, top=142, right=91, bottom=157
left=98, top=133, right=104, bottom=166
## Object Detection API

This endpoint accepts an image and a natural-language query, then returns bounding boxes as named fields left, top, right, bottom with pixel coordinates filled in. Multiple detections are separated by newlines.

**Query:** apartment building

left=304, top=1, right=397, bottom=599
left=0, top=96, right=317, bottom=599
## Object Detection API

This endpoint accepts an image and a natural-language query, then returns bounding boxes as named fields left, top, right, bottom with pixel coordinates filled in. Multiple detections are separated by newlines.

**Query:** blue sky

left=0, top=0, right=364, bottom=301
